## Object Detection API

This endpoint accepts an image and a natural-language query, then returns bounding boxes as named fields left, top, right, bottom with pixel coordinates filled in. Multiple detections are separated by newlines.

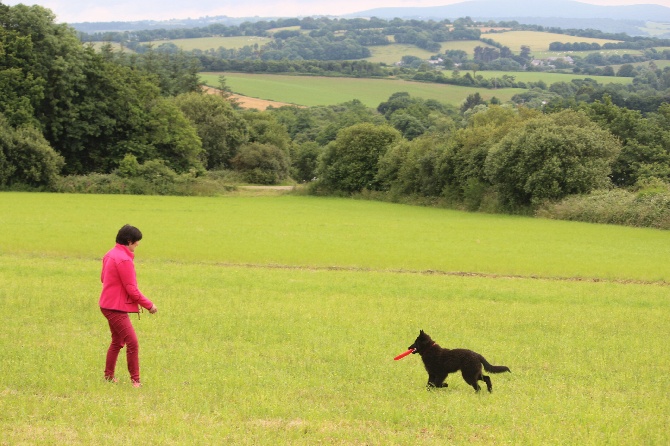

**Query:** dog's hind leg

left=461, top=370, right=481, bottom=392
left=481, top=374, right=492, bottom=393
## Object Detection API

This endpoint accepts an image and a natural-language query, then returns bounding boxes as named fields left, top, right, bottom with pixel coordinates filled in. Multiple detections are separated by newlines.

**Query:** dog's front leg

left=426, top=375, right=448, bottom=389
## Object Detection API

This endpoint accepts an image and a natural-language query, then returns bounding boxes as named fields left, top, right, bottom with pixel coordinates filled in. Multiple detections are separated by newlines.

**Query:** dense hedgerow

left=537, top=181, right=670, bottom=229
left=52, top=172, right=236, bottom=196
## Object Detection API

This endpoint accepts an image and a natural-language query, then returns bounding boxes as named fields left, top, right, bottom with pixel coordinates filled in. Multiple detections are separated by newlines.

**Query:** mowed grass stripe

left=1, top=192, right=669, bottom=282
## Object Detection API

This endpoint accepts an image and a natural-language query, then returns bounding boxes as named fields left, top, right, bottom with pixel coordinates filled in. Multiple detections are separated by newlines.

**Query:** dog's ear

left=420, top=329, right=424, bottom=334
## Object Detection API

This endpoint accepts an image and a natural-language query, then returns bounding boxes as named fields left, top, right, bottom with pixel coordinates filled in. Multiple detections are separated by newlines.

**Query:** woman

left=99, top=224, right=157, bottom=387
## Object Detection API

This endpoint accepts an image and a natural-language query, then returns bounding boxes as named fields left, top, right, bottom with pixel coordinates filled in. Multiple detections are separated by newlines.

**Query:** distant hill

left=345, top=0, right=670, bottom=36
left=348, top=0, right=670, bottom=21
left=71, top=16, right=280, bottom=33
left=70, top=0, right=670, bottom=36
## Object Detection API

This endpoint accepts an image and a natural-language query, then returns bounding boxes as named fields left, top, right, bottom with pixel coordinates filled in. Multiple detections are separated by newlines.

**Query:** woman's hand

left=149, top=304, right=158, bottom=314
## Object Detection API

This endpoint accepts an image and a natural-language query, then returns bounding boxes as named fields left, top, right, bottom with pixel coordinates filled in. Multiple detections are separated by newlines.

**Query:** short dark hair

left=116, top=224, right=142, bottom=245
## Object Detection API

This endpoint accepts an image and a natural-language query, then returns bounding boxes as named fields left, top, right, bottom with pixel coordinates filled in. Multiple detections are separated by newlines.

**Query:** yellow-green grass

left=640, top=21, right=670, bottom=37
left=86, top=41, right=135, bottom=53
left=481, top=31, right=622, bottom=53
left=609, top=59, right=670, bottom=71
left=439, top=40, right=496, bottom=53
left=200, top=72, right=518, bottom=107
left=200, top=71, right=631, bottom=108
left=533, top=49, right=644, bottom=59
left=2, top=192, right=669, bottom=281
left=366, top=44, right=439, bottom=64
left=366, top=41, right=496, bottom=64
left=266, top=26, right=302, bottom=35
left=475, top=70, right=633, bottom=85
left=163, top=36, right=272, bottom=51
left=1, top=192, right=669, bottom=444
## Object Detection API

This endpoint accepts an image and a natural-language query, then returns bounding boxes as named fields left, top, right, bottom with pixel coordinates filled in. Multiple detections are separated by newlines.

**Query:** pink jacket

left=99, top=243, right=153, bottom=313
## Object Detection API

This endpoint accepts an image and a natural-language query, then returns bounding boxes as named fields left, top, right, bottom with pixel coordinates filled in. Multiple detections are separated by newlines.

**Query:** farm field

left=1, top=192, right=669, bottom=445
left=641, top=21, right=670, bottom=37
left=477, top=70, right=634, bottom=85
left=88, top=41, right=134, bottom=53
left=200, top=72, right=520, bottom=108
left=366, top=41, right=497, bottom=64
left=366, top=44, right=438, bottom=64
left=610, top=59, right=670, bottom=71
left=200, top=71, right=630, bottom=108
left=533, top=49, right=644, bottom=59
left=481, top=31, right=622, bottom=52
left=164, top=36, right=272, bottom=51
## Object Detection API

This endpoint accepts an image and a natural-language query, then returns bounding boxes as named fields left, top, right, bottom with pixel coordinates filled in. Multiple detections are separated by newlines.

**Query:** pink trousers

left=101, top=308, right=140, bottom=382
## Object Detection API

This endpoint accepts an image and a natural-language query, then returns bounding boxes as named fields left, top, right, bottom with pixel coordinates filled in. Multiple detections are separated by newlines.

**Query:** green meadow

left=477, top=70, right=633, bottom=85
left=481, top=31, right=622, bottom=52
left=200, top=72, right=520, bottom=108
left=366, top=41, right=497, bottom=64
left=1, top=192, right=669, bottom=444
left=165, top=36, right=272, bottom=51
left=366, top=44, right=438, bottom=64
left=200, top=71, right=629, bottom=108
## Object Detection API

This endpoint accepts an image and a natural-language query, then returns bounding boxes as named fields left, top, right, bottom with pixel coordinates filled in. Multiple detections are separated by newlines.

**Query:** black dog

left=408, top=330, right=510, bottom=392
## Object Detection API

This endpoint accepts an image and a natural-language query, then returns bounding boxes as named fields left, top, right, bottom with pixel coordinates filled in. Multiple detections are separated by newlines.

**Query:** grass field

left=200, top=71, right=630, bottom=108
left=1, top=192, right=670, bottom=445
left=640, top=21, right=670, bottom=37
left=87, top=41, right=134, bottom=53
left=477, top=70, right=633, bottom=85
left=481, top=31, right=622, bottom=53
left=367, top=41, right=497, bottom=64
left=533, top=49, right=644, bottom=59
left=164, top=36, right=272, bottom=51
left=366, top=44, right=439, bottom=64
left=200, top=72, right=520, bottom=108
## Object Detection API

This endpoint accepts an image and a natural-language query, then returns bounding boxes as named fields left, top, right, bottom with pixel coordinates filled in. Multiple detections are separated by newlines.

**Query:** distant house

left=531, top=56, right=574, bottom=67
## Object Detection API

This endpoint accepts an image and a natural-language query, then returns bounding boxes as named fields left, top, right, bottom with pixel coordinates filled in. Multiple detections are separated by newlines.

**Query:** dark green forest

left=3, top=4, right=670, bottom=229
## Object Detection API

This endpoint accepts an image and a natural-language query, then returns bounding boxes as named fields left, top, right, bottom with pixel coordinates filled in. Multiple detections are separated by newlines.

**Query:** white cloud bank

left=2, top=0, right=669, bottom=23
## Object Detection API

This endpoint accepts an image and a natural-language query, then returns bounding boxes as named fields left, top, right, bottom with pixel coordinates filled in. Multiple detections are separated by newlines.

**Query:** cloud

left=3, top=0, right=669, bottom=23
left=2, top=0, right=464, bottom=23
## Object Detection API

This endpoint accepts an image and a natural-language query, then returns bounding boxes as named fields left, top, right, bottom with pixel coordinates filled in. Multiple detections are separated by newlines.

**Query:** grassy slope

left=162, top=36, right=272, bottom=51
left=4, top=193, right=669, bottom=281
left=200, top=70, right=630, bottom=108
left=481, top=30, right=622, bottom=52
left=201, top=72, right=520, bottom=107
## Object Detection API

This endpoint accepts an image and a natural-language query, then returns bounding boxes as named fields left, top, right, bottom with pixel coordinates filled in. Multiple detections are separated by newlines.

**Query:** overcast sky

left=3, top=0, right=670, bottom=23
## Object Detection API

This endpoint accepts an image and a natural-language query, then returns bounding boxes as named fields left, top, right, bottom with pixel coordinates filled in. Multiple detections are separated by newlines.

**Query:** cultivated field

left=481, top=31, right=622, bottom=52
left=1, top=192, right=670, bottom=444
left=533, top=49, right=644, bottom=59
left=200, top=72, right=519, bottom=108
left=366, top=44, right=439, bottom=64
left=477, top=70, right=633, bottom=85
left=366, top=41, right=497, bottom=64
left=165, top=36, right=272, bottom=51
left=199, top=71, right=630, bottom=109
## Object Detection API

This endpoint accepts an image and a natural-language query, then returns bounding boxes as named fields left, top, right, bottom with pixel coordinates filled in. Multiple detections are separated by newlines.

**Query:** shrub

left=231, top=143, right=291, bottom=185
left=485, top=110, right=622, bottom=209
left=537, top=181, right=670, bottom=229
left=0, top=115, right=64, bottom=188
left=318, top=123, right=401, bottom=193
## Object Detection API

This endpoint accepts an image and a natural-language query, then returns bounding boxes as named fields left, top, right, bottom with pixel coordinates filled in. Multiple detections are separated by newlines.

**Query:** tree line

left=3, top=4, right=670, bottom=228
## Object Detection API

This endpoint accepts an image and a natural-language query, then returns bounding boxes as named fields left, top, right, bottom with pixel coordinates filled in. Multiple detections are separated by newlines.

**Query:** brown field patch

left=201, top=86, right=301, bottom=110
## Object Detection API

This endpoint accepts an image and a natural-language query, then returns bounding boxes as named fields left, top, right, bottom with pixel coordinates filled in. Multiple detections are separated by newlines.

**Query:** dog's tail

left=480, top=356, right=511, bottom=374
